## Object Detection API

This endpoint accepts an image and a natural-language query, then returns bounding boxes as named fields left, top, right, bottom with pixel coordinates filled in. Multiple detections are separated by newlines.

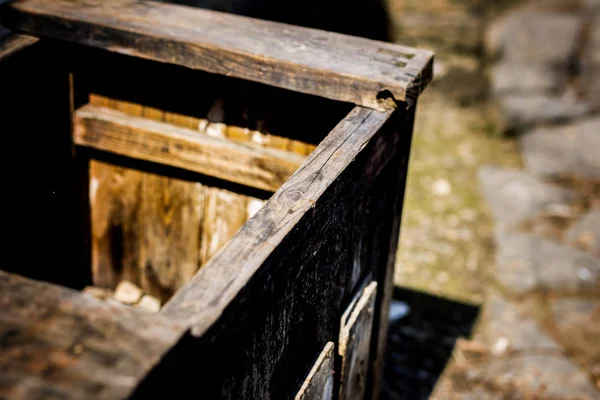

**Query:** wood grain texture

left=0, top=270, right=184, bottom=400
left=75, top=104, right=305, bottom=192
left=0, top=0, right=434, bottom=110
left=338, top=281, right=378, bottom=400
left=294, top=342, right=335, bottom=400
left=0, top=31, right=37, bottom=62
left=85, top=94, right=269, bottom=302
left=89, top=160, right=267, bottom=303
left=367, top=103, right=416, bottom=400
left=85, top=93, right=302, bottom=302
left=129, top=105, right=413, bottom=399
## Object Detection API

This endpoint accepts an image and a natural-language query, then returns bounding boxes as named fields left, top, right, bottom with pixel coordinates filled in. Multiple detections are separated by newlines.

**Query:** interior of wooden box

left=70, top=50, right=355, bottom=310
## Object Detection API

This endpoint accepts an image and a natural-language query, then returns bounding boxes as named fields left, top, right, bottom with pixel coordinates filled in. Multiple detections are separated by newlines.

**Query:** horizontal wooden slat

left=0, top=0, right=434, bottom=110
left=0, top=270, right=184, bottom=400
left=75, top=104, right=306, bottom=192
left=0, top=31, right=38, bottom=61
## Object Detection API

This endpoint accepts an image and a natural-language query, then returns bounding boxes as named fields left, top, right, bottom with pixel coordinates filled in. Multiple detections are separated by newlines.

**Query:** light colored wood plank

left=295, top=342, right=335, bottom=400
left=0, top=32, right=37, bottom=62
left=338, top=281, right=378, bottom=400
left=75, top=104, right=305, bottom=192
left=1, top=0, right=434, bottom=110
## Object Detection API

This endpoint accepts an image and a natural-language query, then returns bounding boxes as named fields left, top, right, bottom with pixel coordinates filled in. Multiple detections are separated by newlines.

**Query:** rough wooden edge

left=368, top=104, right=416, bottom=400
left=338, top=281, right=378, bottom=357
left=294, top=342, right=335, bottom=400
left=338, top=281, right=378, bottom=400
left=0, top=270, right=186, bottom=400
left=0, top=31, right=38, bottom=62
left=74, top=104, right=305, bottom=192
left=160, top=106, right=394, bottom=334
left=0, top=0, right=434, bottom=110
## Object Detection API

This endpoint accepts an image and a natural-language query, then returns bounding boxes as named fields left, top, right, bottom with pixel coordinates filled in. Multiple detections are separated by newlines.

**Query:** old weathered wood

left=367, top=102, right=416, bottom=400
left=89, top=159, right=268, bottom=303
left=0, top=31, right=37, bottom=61
left=338, top=281, right=378, bottom=400
left=127, top=105, right=414, bottom=399
left=85, top=93, right=305, bottom=302
left=0, top=270, right=184, bottom=400
left=1, top=4, right=430, bottom=395
left=294, top=342, right=335, bottom=400
left=75, top=104, right=305, bottom=192
left=0, top=0, right=434, bottom=110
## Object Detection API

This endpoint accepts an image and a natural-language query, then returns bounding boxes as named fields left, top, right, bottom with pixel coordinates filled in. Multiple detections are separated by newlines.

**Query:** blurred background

left=384, top=0, right=600, bottom=399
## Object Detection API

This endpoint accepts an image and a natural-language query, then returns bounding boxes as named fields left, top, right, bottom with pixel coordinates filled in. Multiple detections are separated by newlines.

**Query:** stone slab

left=486, top=354, right=599, bottom=399
left=479, top=289, right=560, bottom=352
left=497, top=11, right=581, bottom=65
left=521, top=117, right=600, bottom=180
left=495, top=230, right=600, bottom=295
left=496, top=94, right=590, bottom=132
left=479, top=166, right=579, bottom=227
left=566, top=210, right=600, bottom=255
left=491, top=63, right=565, bottom=94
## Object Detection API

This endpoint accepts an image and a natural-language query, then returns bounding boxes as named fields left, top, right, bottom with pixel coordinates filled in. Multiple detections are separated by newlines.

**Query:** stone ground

left=388, top=0, right=600, bottom=398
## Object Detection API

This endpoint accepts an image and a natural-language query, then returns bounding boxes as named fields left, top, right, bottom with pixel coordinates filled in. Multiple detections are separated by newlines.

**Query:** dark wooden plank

left=367, top=102, right=416, bottom=400
left=75, top=104, right=305, bottom=192
left=294, top=342, right=335, bottom=400
left=0, top=0, right=434, bottom=110
left=338, top=281, right=378, bottom=400
left=0, top=270, right=184, bottom=400
left=0, top=32, right=37, bottom=62
left=127, top=105, right=414, bottom=399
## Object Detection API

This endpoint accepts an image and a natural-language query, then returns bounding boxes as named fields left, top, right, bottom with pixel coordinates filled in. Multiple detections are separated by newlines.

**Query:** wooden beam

left=0, top=270, right=184, bottom=400
left=75, top=104, right=305, bottom=192
left=0, top=32, right=38, bottom=62
left=0, top=0, right=434, bottom=110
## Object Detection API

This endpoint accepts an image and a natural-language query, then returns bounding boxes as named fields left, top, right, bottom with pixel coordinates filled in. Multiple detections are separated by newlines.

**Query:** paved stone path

left=431, top=0, right=600, bottom=398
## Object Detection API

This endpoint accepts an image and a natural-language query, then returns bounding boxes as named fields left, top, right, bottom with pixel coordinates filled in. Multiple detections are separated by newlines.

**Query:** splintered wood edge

left=0, top=32, right=38, bottom=61
left=0, top=0, right=434, bottom=110
left=160, top=106, right=393, bottom=333
left=338, top=281, right=378, bottom=356
left=294, top=342, right=335, bottom=400
left=0, top=270, right=186, bottom=400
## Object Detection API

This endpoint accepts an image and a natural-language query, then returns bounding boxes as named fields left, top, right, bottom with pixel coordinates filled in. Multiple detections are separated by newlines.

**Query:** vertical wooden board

left=88, top=96, right=200, bottom=301
left=137, top=174, right=204, bottom=303
left=295, top=342, right=335, bottom=400
left=339, top=281, right=378, bottom=400
left=90, top=158, right=262, bottom=302
left=90, top=160, right=142, bottom=288
left=198, top=188, right=254, bottom=267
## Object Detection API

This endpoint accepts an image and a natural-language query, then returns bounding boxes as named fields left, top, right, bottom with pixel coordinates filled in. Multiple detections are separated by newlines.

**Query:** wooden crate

left=0, top=1, right=433, bottom=399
